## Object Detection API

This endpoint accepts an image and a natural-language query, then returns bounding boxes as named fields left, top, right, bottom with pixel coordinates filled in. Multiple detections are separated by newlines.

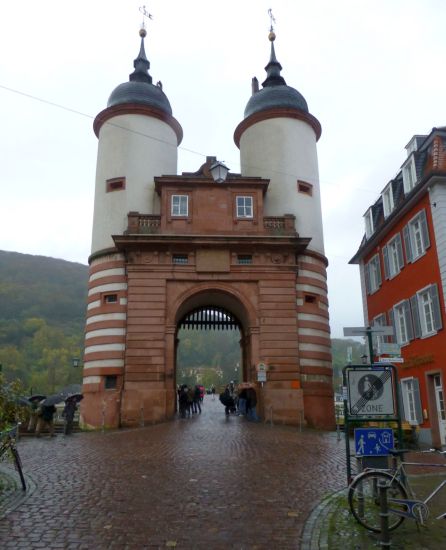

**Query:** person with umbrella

left=35, top=393, right=64, bottom=437
left=27, top=394, right=46, bottom=433
left=62, top=394, right=82, bottom=435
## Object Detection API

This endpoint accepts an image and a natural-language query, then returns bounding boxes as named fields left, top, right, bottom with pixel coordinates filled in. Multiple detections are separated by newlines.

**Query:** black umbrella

left=40, top=393, right=65, bottom=407
left=29, top=394, right=47, bottom=402
left=15, top=396, right=32, bottom=407
left=65, top=393, right=83, bottom=403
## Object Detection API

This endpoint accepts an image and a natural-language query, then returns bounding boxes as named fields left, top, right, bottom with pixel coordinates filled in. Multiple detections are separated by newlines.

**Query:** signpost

left=342, top=363, right=403, bottom=483
left=354, top=428, right=394, bottom=457
left=343, top=325, right=394, bottom=364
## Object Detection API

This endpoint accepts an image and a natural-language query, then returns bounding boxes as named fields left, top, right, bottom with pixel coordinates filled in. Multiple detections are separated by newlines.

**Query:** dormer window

left=382, top=183, right=394, bottom=218
left=364, top=208, right=374, bottom=239
left=402, top=157, right=417, bottom=194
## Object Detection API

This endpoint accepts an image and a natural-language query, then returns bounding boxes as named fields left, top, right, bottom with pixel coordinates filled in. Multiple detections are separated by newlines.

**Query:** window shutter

left=364, top=263, right=371, bottom=295
left=404, top=299, right=414, bottom=341
left=376, top=256, right=382, bottom=287
left=412, top=378, right=423, bottom=425
left=410, top=295, right=421, bottom=338
left=396, top=234, right=404, bottom=270
left=388, top=308, right=395, bottom=343
left=403, top=224, right=412, bottom=263
left=429, top=284, right=443, bottom=331
left=420, top=209, right=430, bottom=250
left=398, top=381, right=408, bottom=422
left=382, top=245, right=389, bottom=279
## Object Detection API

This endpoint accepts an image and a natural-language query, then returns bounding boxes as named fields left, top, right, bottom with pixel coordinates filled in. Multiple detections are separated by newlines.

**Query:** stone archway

left=164, top=284, right=260, bottom=418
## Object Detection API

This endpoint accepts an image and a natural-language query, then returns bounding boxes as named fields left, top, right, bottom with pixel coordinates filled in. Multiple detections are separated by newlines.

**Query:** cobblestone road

left=0, top=396, right=346, bottom=549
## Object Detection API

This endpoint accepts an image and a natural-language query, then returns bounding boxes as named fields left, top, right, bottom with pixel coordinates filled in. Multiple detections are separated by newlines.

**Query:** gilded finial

left=268, top=8, right=276, bottom=41
left=139, top=5, right=153, bottom=35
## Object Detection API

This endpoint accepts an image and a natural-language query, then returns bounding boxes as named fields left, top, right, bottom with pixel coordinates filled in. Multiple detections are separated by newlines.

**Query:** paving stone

left=0, top=397, right=348, bottom=548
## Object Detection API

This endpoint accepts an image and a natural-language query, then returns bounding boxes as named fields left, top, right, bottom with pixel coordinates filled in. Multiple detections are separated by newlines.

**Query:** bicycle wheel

left=11, top=446, right=26, bottom=491
left=348, top=471, right=407, bottom=532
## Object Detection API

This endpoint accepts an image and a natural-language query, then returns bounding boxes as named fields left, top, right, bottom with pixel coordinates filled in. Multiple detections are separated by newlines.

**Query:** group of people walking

left=220, top=382, right=259, bottom=421
left=177, top=384, right=203, bottom=418
left=28, top=397, right=78, bottom=436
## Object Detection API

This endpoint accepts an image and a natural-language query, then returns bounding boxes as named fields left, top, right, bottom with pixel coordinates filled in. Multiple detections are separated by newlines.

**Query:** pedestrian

left=237, top=386, right=247, bottom=416
left=246, top=386, right=260, bottom=422
left=187, top=386, right=195, bottom=415
left=27, top=400, right=40, bottom=433
left=211, top=384, right=216, bottom=401
left=193, top=385, right=202, bottom=414
left=220, top=386, right=235, bottom=416
left=63, top=397, right=78, bottom=435
left=36, top=402, right=57, bottom=437
left=178, top=385, right=188, bottom=418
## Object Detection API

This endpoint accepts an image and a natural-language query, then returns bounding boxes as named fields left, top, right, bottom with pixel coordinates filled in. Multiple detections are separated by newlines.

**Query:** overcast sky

left=1, top=0, right=445, bottom=338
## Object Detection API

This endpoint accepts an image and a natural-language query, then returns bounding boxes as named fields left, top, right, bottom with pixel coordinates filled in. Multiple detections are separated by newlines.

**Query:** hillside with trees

left=0, top=250, right=88, bottom=394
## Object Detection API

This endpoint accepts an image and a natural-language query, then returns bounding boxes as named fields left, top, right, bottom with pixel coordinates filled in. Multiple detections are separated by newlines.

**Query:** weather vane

left=139, top=5, right=153, bottom=29
left=268, top=8, right=276, bottom=32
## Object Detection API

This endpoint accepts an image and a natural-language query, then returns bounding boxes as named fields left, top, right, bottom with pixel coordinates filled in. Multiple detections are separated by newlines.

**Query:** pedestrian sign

left=347, top=367, right=395, bottom=417
left=354, top=428, right=394, bottom=456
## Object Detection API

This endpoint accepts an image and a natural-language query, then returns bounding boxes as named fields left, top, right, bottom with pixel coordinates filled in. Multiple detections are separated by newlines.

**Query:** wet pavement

left=0, top=395, right=347, bottom=549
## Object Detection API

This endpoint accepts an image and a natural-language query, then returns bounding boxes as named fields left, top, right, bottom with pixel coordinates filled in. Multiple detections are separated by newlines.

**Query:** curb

left=300, top=489, right=347, bottom=550
left=0, top=464, right=36, bottom=519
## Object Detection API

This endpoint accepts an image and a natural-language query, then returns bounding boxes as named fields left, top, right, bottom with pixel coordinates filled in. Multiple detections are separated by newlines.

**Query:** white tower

left=234, top=29, right=332, bottom=426
left=91, top=27, right=183, bottom=254
left=234, top=31, right=324, bottom=255
left=82, top=28, right=182, bottom=428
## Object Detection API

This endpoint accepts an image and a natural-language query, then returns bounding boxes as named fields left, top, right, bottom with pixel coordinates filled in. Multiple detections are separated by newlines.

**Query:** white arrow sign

left=343, top=326, right=394, bottom=337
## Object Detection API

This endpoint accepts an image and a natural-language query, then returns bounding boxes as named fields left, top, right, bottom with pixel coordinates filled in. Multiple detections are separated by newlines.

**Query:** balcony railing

left=126, top=213, right=296, bottom=235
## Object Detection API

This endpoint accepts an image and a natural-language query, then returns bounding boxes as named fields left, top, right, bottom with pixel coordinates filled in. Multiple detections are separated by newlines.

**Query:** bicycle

left=0, top=424, right=26, bottom=491
left=348, top=448, right=446, bottom=533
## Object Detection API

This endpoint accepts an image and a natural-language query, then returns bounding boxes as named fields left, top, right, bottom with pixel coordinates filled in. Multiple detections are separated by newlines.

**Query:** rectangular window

left=403, top=209, right=430, bottom=262
left=106, top=177, right=126, bottom=192
left=400, top=378, right=423, bottom=425
left=237, top=255, right=253, bottom=265
left=236, top=196, right=253, bottom=218
left=372, top=313, right=387, bottom=350
left=392, top=299, right=413, bottom=345
left=172, top=254, right=188, bottom=265
left=382, top=184, right=394, bottom=218
left=171, top=195, right=188, bottom=216
left=382, top=233, right=404, bottom=279
left=297, top=180, right=313, bottom=196
left=105, top=375, right=117, bottom=390
left=402, top=157, right=417, bottom=194
left=364, top=208, right=374, bottom=239
left=411, top=284, right=443, bottom=338
left=364, top=254, right=382, bottom=294
left=103, top=293, right=118, bottom=304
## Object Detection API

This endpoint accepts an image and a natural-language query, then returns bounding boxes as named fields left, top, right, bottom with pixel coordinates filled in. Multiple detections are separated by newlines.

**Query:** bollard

left=140, top=405, right=145, bottom=428
left=378, top=480, right=391, bottom=547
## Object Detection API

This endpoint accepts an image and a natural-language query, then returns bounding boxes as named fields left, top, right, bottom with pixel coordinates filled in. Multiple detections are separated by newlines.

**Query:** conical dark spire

left=129, top=28, right=152, bottom=84
left=262, top=32, right=286, bottom=88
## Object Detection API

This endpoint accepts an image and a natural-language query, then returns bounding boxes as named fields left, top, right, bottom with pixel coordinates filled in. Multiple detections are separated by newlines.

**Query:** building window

left=237, top=255, right=252, bottom=265
left=297, top=180, right=313, bottom=196
left=402, top=157, right=417, bottom=194
left=103, top=293, right=118, bottom=304
left=364, top=208, right=374, bottom=239
left=391, top=299, right=413, bottom=345
left=364, top=254, right=382, bottom=294
left=105, top=375, right=117, bottom=390
left=372, top=313, right=387, bottom=350
left=400, top=377, right=423, bottom=425
left=382, top=183, right=394, bottom=218
left=172, top=254, right=188, bottom=265
left=411, top=284, right=443, bottom=338
left=382, top=233, right=404, bottom=279
left=236, top=196, right=253, bottom=218
left=106, top=177, right=126, bottom=192
left=403, top=209, right=430, bottom=262
left=171, top=195, right=188, bottom=216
